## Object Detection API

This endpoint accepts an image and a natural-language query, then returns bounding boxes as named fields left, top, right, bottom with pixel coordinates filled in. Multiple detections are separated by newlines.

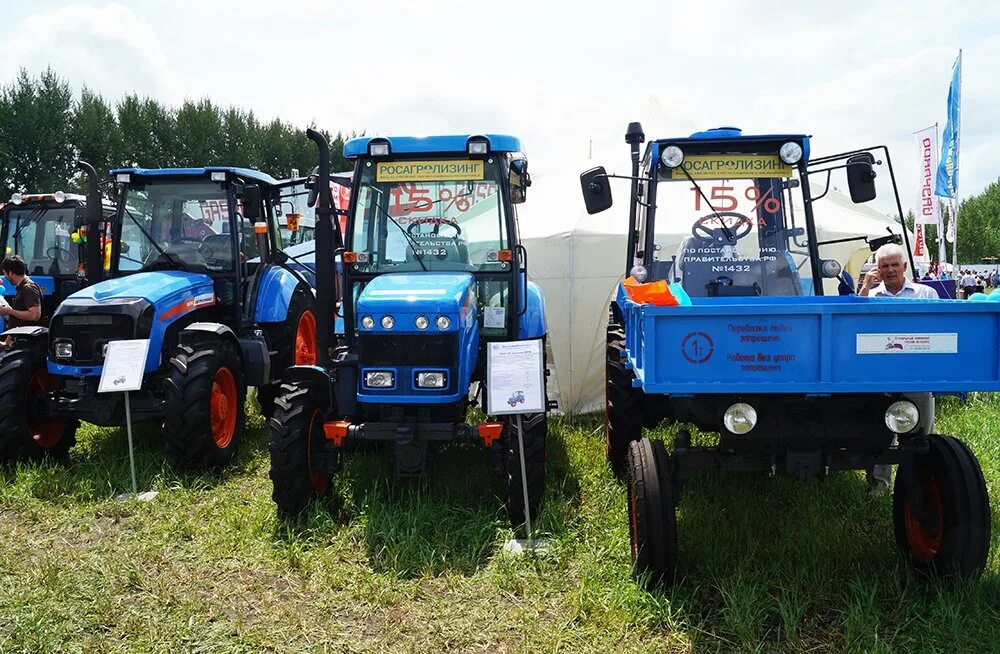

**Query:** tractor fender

left=176, top=321, right=276, bottom=386
left=0, top=325, right=48, bottom=341
left=517, top=280, right=547, bottom=340
left=255, top=266, right=309, bottom=324
left=178, top=322, right=242, bottom=360
left=283, top=364, right=334, bottom=409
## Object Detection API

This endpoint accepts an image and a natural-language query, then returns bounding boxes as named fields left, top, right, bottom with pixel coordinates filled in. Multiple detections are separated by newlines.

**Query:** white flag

left=913, top=126, right=940, bottom=225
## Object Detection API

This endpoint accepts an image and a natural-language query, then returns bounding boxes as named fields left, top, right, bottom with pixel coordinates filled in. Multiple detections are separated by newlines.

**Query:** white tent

left=518, top=167, right=911, bottom=414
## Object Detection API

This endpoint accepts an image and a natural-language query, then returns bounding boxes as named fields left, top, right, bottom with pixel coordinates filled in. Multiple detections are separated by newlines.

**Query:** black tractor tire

left=607, top=322, right=643, bottom=478
left=892, top=434, right=991, bottom=578
left=626, top=438, right=678, bottom=588
left=504, top=412, right=547, bottom=529
left=268, top=382, right=331, bottom=516
left=0, top=345, right=78, bottom=462
left=259, top=288, right=318, bottom=420
left=163, top=337, right=246, bottom=469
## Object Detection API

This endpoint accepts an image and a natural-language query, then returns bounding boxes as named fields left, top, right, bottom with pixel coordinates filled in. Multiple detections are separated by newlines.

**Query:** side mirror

left=243, top=184, right=261, bottom=221
left=509, top=159, right=530, bottom=204
left=846, top=153, right=877, bottom=203
left=868, top=232, right=902, bottom=252
left=305, top=174, right=318, bottom=208
left=580, top=166, right=613, bottom=214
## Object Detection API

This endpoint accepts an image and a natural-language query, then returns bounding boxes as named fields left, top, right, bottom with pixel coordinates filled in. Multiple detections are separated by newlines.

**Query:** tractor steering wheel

left=407, top=218, right=462, bottom=238
left=691, top=212, right=754, bottom=244
left=46, top=246, right=73, bottom=263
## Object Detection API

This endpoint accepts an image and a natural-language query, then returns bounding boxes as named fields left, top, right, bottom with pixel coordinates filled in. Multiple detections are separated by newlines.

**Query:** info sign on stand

left=487, top=339, right=550, bottom=555
left=98, top=339, right=156, bottom=502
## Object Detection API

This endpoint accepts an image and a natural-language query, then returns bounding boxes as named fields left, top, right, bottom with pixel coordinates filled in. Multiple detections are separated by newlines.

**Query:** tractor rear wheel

left=504, top=412, right=547, bottom=529
left=163, top=337, right=246, bottom=469
left=268, top=382, right=332, bottom=516
left=0, top=345, right=77, bottom=462
left=626, top=438, right=678, bottom=588
left=893, top=434, right=991, bottom=578
left=259, top=288, right=317, bottom=420
left=606, top=322, right=642, bottom=478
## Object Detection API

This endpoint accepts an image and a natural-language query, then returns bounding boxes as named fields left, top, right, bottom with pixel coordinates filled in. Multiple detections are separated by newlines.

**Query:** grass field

left=1, top=394, right=998, bottom=653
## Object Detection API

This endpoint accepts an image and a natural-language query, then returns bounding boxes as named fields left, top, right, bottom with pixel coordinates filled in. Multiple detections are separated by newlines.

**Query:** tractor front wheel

left=503, top=412, right=547, bottom=529
left=259, top=288, right=318, bottom=420
left=892, top=434, right=991, bottom=578
left=626, top=438, right=678, bottom=588
left=163, top=337, right=246, bottom=469
left=606, top=323, right=642, bottom=478
left=268, top=382, right=333, bottom=517
left=0, top=346, right=77, bottom=462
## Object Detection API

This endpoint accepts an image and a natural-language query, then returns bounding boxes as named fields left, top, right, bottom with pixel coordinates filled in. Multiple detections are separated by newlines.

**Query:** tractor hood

left=356, top=272, right=475, bottom=318
left=67, top=271, right=214, bottom=305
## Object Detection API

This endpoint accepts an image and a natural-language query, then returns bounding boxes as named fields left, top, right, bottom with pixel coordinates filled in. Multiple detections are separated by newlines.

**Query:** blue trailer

left=581, top=123, right=991, bottom=585
left=267, top=131, right=549, bottom=529
left=0, top=167, right=319, bottom=467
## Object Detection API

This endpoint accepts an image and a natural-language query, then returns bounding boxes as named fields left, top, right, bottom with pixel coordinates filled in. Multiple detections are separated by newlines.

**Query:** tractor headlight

left=723, top=402, right=757, bottom=434
left=821, top=259, right=843, bottom=278
left=416, top=372, right=446, bottom=388
left=885, top=400, right=919, bottom=434
left=779, top=141, right=803, bottom=165
left=54, top=340, right=74, bottom=360
left=435, top=315, right=451, bottom=330
left=365, top=370, right=394, bottom=388
left=629, top=264, right=648, bottom=283
left=414, top=315, right=429, bottom=330
left=380, top=315, right=395, bottom=330
left=54, top=191, right=66, bottom=203
left=361, top=315, right=375, bottom=329
left=10, top=193, right=23, bottom=205
left=660, top=146, right=684, bottom=169
left=368, top=140, right=390, bottom=157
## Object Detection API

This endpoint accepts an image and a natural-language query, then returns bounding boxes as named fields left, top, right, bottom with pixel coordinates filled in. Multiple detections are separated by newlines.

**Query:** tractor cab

left=1, top=192, right=114, bottom=317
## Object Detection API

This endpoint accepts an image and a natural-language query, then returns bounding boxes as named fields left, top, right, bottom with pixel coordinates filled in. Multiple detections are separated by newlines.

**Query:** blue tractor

left=0, top=167, right=319, bottom=466
left=268, top=131, right=550, bottom=528
left=581, top=123, right=992, bottom=585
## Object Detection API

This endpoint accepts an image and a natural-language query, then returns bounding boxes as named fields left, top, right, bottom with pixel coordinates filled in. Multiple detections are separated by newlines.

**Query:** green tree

left=175, top=98, right=223, bottom=166
left=0, top=68, right=74, bottom=192
left=116, top=95, right=177, bottom=168
left=71, top=86, right=121, bottom=186
left=956, top=179, right=1000, bottom=264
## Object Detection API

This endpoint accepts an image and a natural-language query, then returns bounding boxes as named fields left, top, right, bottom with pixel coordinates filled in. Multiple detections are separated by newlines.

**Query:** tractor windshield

left=650, top=153, right=813, bottom=296
left=3, top=205, right=78, bottom=277
left=349, top=158, right=509, bottom=273
left=117, top=181, right=239, bottom=273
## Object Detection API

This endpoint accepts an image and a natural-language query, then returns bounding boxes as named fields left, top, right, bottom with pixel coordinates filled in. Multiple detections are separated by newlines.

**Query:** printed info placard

left=487, top=339, right=545, bottom=415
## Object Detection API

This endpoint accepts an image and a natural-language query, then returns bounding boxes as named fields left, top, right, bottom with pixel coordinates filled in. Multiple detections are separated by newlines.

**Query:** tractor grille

left=359, top=333, right=457, bottom=367
left=49, top=314, right=135, bottom=364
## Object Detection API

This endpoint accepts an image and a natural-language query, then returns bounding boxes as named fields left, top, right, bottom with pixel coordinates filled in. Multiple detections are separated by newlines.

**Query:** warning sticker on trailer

left=376, top=160, right=485, bottom=182
left=856, top=333, right=958, bottom=354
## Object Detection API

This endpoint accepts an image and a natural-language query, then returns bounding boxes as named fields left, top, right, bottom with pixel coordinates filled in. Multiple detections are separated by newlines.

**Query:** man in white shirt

left=859, top=244, right=938, bottom=299
left=960, top=270, right=977, bottom=297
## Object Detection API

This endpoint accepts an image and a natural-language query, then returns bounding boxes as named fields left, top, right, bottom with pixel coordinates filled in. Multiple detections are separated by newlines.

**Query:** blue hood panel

left=357, top=273, right=475, bottom=315
left=70, top=271, right=214, bottom=304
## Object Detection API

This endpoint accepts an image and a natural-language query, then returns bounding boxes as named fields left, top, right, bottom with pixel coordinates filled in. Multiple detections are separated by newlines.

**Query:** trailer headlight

left=435, top=315, right=451, bottom=330
left=54, top=340, right=74, bottom=360
left=414, top=315, right=429, bottom=330
left=416, top=372, right=446, bottom=388
left=381, top=315, right=395, bottom=330
left=365, top=371, right=394, bottom=388
left=361, top=315, right=375, bottom=329
left=660, top=146, right=684, bottom=169
left=723, top=402, right=757, bottom=434
left=885, top=400, right=919, bottom=434
left=779, top=141, right=803, bottom=165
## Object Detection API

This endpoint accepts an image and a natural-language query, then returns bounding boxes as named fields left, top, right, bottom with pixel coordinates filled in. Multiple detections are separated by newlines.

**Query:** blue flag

left=935, top=52, right=962, bottom=198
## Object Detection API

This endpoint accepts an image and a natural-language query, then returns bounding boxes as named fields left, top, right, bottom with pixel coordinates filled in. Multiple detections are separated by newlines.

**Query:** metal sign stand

left=101, top=339, right=157, bottom=503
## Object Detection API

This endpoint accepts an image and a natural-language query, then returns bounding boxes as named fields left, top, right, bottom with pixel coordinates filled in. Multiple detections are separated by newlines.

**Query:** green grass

left=1, top=394, right=998, bottom=653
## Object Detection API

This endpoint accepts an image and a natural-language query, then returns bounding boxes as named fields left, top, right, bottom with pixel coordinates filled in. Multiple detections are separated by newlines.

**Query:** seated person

left=859, top=244, right=937, bottom=298
left=0, top=255, right=44, bottom=348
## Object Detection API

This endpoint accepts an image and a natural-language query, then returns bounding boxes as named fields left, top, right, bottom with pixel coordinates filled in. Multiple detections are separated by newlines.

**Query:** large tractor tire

left=163, top=337, right=246, bottom=469
left=258, top=288, right=317, bottom=420
left=606, top=322, right=643, bottom=478
left=504, top=412, right=547, bottom=529
left=626, top=438, right=678, bottom=588
left=268, top=382, right=331, bottom=517
left=892, top=434, right=991, bottom=578
left=0, top=346, right=78, bottom=462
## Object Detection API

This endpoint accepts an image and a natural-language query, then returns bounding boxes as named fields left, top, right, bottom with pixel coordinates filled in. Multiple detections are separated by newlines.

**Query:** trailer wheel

left=606, top=323, right=642, bottom=478
left=626, top=438, right=678, bottom=588
left=0, top=346, right=78, bottom=462
left=892, top=434, right=991, bottom=578
left=163, top=337, right=246, bottom=469
left=259, top=288, right=317, bottom=420
left=504, top=412, right=546, bottom=529
left=268, top=382, right=332, bottom=516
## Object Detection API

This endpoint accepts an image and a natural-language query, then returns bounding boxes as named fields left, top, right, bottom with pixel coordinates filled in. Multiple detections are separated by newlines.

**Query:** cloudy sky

left=1, top=0, right=997, bottom=216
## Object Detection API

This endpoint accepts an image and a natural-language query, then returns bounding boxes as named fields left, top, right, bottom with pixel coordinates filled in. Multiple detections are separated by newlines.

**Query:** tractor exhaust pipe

left=77, top=160, right=103, bottom=284
left=624, top=122, right=645, bottom=278
left=307, top=128, right=333, bottom=368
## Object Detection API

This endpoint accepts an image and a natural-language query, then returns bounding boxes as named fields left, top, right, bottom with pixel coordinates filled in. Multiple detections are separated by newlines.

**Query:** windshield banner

left=376, top=160, right=484, bottom=183
left=666, top=154, right=792, bottom=180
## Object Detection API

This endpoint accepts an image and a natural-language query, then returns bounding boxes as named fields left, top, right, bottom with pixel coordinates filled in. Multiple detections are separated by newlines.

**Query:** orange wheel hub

left=210, top=367, right=238, bottom=449
left=295, top=310, right=317, bottom=366
left=904, top=474, right=944, bottom=562
left=27, top=371, right=66, bottom=448
left=307, top=410, right=328, bottom=493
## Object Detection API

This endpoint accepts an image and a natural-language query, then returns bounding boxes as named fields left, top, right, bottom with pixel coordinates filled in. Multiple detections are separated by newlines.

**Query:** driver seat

left=675, top=236, right=802, bottom=297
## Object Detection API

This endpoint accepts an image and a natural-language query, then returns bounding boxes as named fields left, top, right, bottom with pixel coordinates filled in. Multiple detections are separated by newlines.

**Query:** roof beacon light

left=369, top=140, right=390, bottom=157
left=467, top=139, right=489, bottom=155
left=780, top=141, right=803, bottom=165
left=211, top=171, right=227, bottom=182
left=661, top=146, right=684, bottom=169
left=54, top=191, right=66, bottom=203
left=10, top=193, right=23, bottom=205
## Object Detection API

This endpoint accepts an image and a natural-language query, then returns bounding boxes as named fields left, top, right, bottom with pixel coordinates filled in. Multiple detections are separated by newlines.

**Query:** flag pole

left=950, top=50, right=962, bottom=276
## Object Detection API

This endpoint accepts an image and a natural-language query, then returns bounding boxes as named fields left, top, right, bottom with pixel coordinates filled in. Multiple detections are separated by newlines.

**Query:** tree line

left=903, top=179, right=1000, bottom=266
left=0, top=68, right=353, bottom=196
